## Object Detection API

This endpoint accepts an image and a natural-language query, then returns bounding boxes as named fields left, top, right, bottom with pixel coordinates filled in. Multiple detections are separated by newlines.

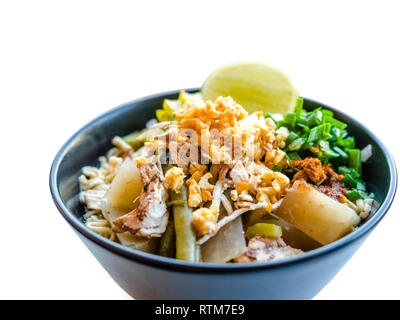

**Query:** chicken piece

left=112, top=180, right=168, bottom=237
left=234, top=236, right=303, bottom=263
left=134, top=155, right=163, bottom=185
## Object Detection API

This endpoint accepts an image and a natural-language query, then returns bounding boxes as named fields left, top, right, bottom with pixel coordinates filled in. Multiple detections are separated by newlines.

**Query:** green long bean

left=159, top=211, right=176, bottom=258
left=170, top=186, right=200, bottom=262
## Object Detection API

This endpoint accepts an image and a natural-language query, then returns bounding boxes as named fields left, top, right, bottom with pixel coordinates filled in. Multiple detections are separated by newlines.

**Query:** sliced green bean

left=170, top=186, right=199, bottom=262
left=159, top=211, right=176, bottom=258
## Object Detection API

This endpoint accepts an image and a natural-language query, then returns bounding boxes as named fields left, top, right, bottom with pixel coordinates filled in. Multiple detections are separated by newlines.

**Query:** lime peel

left=202, top=62, right=298, bottom=115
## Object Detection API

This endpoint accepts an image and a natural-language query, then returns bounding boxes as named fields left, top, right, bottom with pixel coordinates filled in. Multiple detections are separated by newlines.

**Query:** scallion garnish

left=277, top=102, right=370, bottom=203
left=288, top=138, right=305, bottom=151
left=308, top=123, right=331, bottom=143
left=283, top=112, right=297, bottom=128
left=347, top=149, right=362, bottom=175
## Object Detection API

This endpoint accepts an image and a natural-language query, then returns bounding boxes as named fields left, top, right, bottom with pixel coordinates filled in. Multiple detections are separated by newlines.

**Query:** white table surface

left=1, top=0, right=399, bottom=299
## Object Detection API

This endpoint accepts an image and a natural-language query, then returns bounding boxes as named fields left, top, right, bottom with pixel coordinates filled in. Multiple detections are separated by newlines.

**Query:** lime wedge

left=202, top=62, right=298, bottom=115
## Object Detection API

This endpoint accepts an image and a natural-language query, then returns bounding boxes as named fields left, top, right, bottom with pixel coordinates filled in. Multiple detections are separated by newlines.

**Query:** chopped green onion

left=338, top=166, right=350, bottom=174
left=346, top=188, right=366, bottom=202
left=273, top=165, right=283, bottom=172
left=275, top=120, right=284, bottom=128
left=286, top=131, right=299, bottom=144
left=346, top=190, right=362, bottom=202
left=342, top=137, right=356, bottom=149
left=318, top=140, right=339, bottom=158
left=348, top=149, right=362, bottom=175
left=283, top=112, right=297, bottom=128
left=288, top=138, right=305, bottom=151
left=332, top=146, right=348, bottom=158
left=284, top=153, right=292, bottom=166
left=306, top=110, right=323, bottom=126
left=295, top=97, right=304, bottom=118
left=264, top=112, right=280, bottom=122
left=338, top=166, right=360, bottom=178
left=356, top=181, right=366, bottom=191
left=321, top=109, right=334, bottom=117
left=330, top=127, right=342, bottom=143
left=288, top=151, right=301, bottom=160
left=297, top=112, right=308, bottom=125
left=343, top=173, right=358, bottom=188
left=296, top=122, right=310, bottom=133
left=323, top=116, right=347, bottom=130
left=308, top=123, right=331, bottom=143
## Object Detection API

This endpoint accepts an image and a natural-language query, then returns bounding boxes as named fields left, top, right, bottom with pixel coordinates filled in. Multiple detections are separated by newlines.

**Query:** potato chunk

left=201, top=217, right=247, bottom=263
left=275, top=180, right=360, bottom=245
left=106, top=158, right=143, bottom=211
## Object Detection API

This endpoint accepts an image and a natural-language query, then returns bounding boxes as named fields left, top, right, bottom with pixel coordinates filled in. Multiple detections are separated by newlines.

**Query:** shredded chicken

left=135, top=155, right=164, bottom=185
left=111, top=154, right=169, bottom=238
left=112, top=180, right=168, bottom=237
left=234, top=236, right=303, bottom=263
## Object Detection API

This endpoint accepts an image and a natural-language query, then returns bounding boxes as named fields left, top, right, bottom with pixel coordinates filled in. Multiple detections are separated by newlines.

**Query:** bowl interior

left=53, top=89, right=395, bottom=262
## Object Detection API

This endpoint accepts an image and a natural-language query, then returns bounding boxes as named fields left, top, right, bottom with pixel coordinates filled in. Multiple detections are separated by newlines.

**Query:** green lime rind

left=202, top=62, right=298, bottom=115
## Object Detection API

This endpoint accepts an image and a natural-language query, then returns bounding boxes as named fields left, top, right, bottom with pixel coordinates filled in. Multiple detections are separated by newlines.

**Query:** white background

left=1, top=1, right=399, bottom=299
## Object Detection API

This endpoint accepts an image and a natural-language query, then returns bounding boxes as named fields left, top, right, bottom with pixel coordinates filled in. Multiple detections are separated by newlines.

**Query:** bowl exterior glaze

left=50, top=89, right=396, bottom=300
left=75, top=226, right=372, bottom=299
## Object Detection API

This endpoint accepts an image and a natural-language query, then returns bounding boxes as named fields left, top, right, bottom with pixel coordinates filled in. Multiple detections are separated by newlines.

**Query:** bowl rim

left=49, top=88, right=397, bottom=273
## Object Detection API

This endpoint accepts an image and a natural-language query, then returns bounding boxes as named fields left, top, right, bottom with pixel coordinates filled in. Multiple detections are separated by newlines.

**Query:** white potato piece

left=101, top=201, right=158, bottom=253
left=201, top=217, right=247, bottom=263
left=275, top=180, right=360, bottom=245
left=106, top=157, right=143, bottom=211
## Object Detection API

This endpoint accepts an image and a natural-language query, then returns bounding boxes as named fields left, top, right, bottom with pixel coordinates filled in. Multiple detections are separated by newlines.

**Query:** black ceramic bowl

left=50, top=88, right=397, bottom=299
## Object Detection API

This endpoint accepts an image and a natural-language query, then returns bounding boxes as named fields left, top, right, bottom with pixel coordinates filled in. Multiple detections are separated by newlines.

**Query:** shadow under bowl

left=50, top=88, right=397, bottom=299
